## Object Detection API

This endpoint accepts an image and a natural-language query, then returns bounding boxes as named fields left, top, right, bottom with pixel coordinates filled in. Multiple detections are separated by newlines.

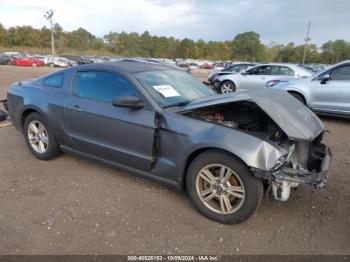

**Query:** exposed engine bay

left=184, top=101, right=287, bottom=145
left=183, top=100, right=330, bottom=202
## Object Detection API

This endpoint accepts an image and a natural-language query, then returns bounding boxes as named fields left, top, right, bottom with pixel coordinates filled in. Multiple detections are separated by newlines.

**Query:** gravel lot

left=0, top=65, right=349, bottom=255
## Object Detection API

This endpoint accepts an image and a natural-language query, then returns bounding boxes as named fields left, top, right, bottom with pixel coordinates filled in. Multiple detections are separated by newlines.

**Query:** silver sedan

left=269, top=60, right=350, bottom=116
left=214, top=63, right=313, bottom=94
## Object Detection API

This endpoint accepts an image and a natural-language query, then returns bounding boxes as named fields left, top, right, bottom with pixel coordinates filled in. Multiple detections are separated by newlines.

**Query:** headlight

left=266, top=80, right=281, bottom=88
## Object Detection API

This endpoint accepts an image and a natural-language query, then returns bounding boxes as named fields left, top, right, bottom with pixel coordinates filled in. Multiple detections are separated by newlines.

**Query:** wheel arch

left=20, top=106, right=45, bottom=129
left=181, top=147, right=249, bottom=190
left=220, top=79, right=236, bottom=91
left=286, top=89, right=309, bottom=105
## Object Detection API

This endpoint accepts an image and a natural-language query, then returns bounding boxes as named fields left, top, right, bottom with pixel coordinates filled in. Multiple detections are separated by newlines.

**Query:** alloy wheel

left=27, top=120, right=49, bottom=154
left=221, top=83, right=234, bottom=93
left=195, top=164, right=245, bottom=214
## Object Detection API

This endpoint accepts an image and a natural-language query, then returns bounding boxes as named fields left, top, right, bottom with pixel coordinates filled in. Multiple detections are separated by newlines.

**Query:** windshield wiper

left=163, top=101, right=191, bottom=109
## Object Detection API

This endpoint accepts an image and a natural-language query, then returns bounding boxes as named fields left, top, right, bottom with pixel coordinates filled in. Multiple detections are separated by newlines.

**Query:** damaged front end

left=179, top=89, right=331, bottom=202
left=270, top=137, right=331, bottom=201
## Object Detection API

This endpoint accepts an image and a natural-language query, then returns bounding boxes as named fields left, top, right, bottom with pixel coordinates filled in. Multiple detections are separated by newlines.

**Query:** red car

left=201, top=63, right=213, bottom=69
left=11, top=56, right=45, bottom=67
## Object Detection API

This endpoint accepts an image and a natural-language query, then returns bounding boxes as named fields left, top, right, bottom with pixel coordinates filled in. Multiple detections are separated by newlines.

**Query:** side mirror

left=320, top=74, right=330, bottom=84
left=112, top=96, right=144, bottom=109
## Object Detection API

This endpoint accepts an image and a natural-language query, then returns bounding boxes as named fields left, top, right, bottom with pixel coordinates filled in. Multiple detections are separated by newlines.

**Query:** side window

left=74, top=71, right=137, bottom=102
left=330, top=65, right=350, bottom=80
left=271, top=66, right=295, bottom=76
left=43, top=73, right=64, bottom=88
left=256, top=66, right=272, bottom=75
left=245, top=66, right=260, bottom=75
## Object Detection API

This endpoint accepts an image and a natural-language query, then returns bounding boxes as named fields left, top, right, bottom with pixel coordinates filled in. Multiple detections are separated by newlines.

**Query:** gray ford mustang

left=6, top=61, right=331, bottom=224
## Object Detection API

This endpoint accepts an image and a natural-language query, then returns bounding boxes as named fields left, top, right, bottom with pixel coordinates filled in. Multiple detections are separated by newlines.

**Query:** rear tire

left=186, top=150, right=263, bottom=224
left=220, top=81, right=236, bottom=94
left=23, top=112, right=61, bottom=160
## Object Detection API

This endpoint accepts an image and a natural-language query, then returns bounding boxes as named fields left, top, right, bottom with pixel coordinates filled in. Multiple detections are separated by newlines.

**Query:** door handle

left=68, top=104, right=84, bottom=112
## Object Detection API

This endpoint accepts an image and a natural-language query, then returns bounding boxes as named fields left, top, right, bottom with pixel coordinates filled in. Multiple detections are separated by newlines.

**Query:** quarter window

left=331, top=65, right=350, bottom=80
left=74, top=71, right=137, bottom=102
left=43, top=73, right=64, bottom=88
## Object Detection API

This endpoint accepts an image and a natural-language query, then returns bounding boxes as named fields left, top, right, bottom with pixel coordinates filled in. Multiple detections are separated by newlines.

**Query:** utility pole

left=44, top=10, right=55, bottom=55
left=302, top=21, right=311, bottom=65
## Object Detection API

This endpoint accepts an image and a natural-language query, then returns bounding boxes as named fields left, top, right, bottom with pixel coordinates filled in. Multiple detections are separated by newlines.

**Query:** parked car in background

left=302, top=63, right=329, bottom=73
left=33, top=55, right=49, bottom=65
left=208, top=63, right=256, bottom=85
left=60, top=55, right=92, bottom=65
left=214, top=63, right=313, bottom=94
left=88, top=56, right=105, bottom=63
left=201, top=63, right=213, bottom=69
left=3, top=51, right=20, bottom=57
left=188, top=62, right=199, bottom=70
left=11, top=55, right=45, bottom=67
left=0, top=53, right=11, bottom=65
left=47, top=56, right=78, bottom=68
left=268, top=60, right=350, bottom=116
left=176, top=61, right=189, bottom=68
left=6, top=61, right=331, bottom=224
left=213, top=62, right=226, bottom=71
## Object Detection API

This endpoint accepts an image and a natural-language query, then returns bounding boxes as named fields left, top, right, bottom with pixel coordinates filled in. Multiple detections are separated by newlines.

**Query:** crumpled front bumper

left=213, top=80, right=220, bottom=89
left=274, top=146, right=332, bottom=190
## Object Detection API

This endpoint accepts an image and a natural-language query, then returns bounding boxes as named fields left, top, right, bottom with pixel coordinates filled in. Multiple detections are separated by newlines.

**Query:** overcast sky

left=0, top=0, right=349, bottom=45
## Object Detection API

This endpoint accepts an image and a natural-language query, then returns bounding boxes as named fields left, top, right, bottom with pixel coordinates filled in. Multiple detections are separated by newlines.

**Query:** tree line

left=1, top=23, right=350, bottom=64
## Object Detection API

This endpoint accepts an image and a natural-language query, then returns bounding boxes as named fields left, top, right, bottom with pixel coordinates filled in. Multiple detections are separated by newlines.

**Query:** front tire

left=186, top=150, right=263, bottom=224
left=24, top=113, right=61, bottom=160
left=220, top=81, right=236, bottom=94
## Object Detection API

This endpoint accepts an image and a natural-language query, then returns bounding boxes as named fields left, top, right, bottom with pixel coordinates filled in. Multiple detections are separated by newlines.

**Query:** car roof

left=93, top=60, right=177, bottom=74
left=255, top=63, right=299, bottom=67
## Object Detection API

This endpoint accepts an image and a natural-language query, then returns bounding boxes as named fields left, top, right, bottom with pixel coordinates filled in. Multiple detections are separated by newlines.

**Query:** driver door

left=64, top=70, right=156, bottom=172
left=241, top=65, right=272, bottom=90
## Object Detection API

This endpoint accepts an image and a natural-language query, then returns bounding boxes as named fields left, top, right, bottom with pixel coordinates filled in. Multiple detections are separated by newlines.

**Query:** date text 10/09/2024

left=127, top=256, right=220, bottom=261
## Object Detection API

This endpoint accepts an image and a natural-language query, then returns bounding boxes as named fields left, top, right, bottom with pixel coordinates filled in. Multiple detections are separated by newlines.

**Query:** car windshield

left=226, top=65, right=249, bottom=73
left=135, top=69, right=215, bottom=108
left=297, top=65, right=316, bottom=75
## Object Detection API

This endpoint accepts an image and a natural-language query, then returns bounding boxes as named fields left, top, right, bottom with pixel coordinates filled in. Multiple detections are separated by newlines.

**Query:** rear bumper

left=274, top=146, right=331, bottom=190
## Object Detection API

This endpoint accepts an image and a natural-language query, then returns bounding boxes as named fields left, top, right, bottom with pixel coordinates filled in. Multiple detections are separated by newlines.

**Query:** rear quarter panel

left=7, top=71, right=71, bottom=146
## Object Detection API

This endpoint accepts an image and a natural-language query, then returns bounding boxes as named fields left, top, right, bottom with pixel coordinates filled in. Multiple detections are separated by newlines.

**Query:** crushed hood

left=177, top=89, right=324, bottom=142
